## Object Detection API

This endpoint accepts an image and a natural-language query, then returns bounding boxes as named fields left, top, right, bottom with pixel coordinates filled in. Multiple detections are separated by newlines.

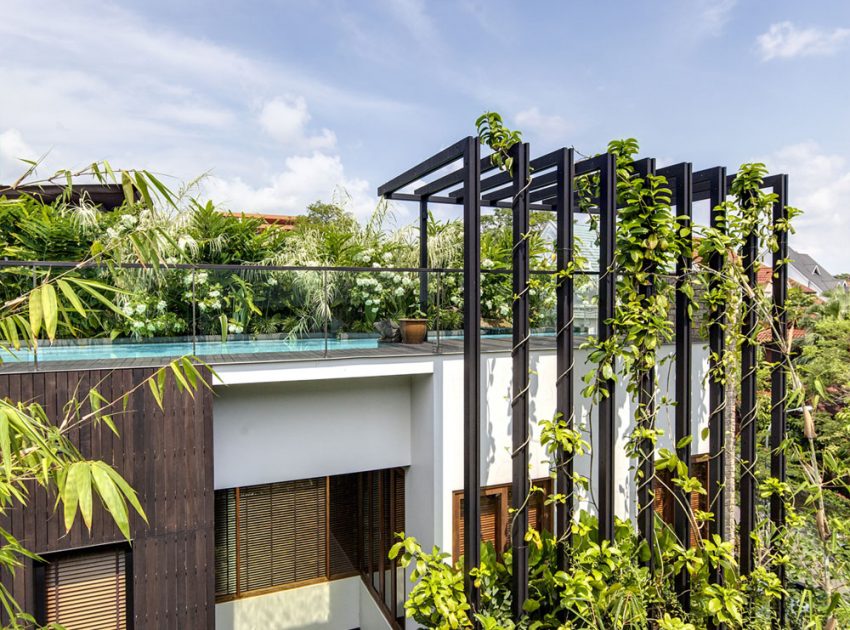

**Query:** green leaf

left=28, top=286, right=42, bottom=338
left=0, top=410, right=11, bottom=479
left=676, top=435, right=693, bottom=449
left=41, top=284, right=58, bottom=340
left=91, top=462, right=130, bottom=540
left=62, top=462, right=83, bottom=532
left=57, top=279, right=87, bottom=318
left=103, top=465, right=147, bottom=526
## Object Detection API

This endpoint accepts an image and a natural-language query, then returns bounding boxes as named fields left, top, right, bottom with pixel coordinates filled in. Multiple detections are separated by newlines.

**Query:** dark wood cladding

left=0, top=367, right=215, bottom=629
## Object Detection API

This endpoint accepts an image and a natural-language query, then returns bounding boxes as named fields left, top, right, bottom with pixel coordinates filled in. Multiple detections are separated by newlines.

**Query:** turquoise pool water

left=0, top=336, right=385, bottom=363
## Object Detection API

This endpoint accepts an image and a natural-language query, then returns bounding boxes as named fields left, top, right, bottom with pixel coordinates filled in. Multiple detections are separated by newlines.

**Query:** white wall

left=215, top=577, right=360, bottom=630
left=430, top=342, right=712, bottom=557
left=214, top=577, right=396, bottom=630
left=214, top=376, right=413, bottom=489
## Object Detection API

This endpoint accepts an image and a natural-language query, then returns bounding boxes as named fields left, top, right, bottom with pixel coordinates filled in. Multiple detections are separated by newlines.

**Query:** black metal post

left=739, top=188, right=758, bottom=577
left=598, top=153, right=617, bottom=542
left=670, top=162, right=694, bottom=608
left=705, top=169, right=728, bottom=562
left=420, top=197, right=429, bottom=314
left=510, top=143, right=531, bottom=616
left=770, top=174, right=789, bottom=627
left=31, top=264, right=38, bottom=370
left=634, top=159, right=657, bottom=572
left=555, top=148, right=576, bottom=570
left=462, top=136, right=482, bottom=611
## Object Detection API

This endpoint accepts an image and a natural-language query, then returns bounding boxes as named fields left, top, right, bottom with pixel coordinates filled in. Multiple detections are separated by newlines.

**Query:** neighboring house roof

left=756, top=326, right=807, bottom=344
left=224, top=212, right=298, bottom=231
left=788, top=246, right=842, bottom=294
left=757, top=266, right=817, bottom=294
left=0, top=183, right=127, bottom=210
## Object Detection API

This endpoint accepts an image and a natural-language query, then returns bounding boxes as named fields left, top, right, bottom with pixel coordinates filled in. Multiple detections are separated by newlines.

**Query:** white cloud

left=762, top=141, right=850, bottom=272
left=204, top=153, right=376, bottom=219
left=697, top=0, right=737, bottom=37
left=0, top=1, right=412, bottom=215
left=258, top=97, right=336, bottom=151
left=757, top=22, right=850, bottom=61
left=514, top=107, right=571, bottom=141
left=0, top=129, right=36, bottom=181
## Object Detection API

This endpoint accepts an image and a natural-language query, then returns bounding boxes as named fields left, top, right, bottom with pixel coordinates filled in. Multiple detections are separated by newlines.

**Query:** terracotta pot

left=399, top=318, right=427, bottom=344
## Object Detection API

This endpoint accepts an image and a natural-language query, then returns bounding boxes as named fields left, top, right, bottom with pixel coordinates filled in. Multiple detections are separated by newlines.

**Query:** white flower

left=228, top=324, right=237, bottom=333
left=209, top=290, right=220, bottom=298
left=267, top=277, right=278, bottom=286
left=135, top=303, right=147, bottom=314
left=382, top=252, right=393, bottom=262
left=121, top=304, right=134, bottom=316
left=106, top=227, right=119, bottom=239
left=156, top=300, right=167, bottom=312
left=394, top=287, right=404, bottom=297
left=196, top=271, right=208, bottom=284
left=198, top=303, right=207, bottom=312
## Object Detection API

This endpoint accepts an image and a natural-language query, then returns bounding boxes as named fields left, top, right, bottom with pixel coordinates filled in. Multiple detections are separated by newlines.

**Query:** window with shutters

left=36, top=546, right=130, bottom=630
left=452, top=478, right=553, bottom=563
left=653, top=454, right=710, bottom=547
left=215, top=469, right=404, bottom=605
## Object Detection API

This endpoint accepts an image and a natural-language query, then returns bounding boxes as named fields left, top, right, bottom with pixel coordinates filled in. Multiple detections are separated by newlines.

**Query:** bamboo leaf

left=56, top=279, right=86, bottom=318
left=0, top=410, right=12, bottom=479
left=28, top=286, right=42, bottom=338
left=62, top=462, right=82, bottom=532
left=91, top=462, right=130, bottom=540
left=103, top=465, right=147, bottom=525
left=41, top=284, right=58, bottom=341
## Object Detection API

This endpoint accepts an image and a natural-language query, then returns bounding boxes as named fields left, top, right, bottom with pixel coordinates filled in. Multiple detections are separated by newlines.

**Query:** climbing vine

left=388, top=114, right=848, bottom=629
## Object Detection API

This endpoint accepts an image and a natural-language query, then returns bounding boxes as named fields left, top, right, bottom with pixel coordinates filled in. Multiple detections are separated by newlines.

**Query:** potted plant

left=399, top=305, right=428, bottom=344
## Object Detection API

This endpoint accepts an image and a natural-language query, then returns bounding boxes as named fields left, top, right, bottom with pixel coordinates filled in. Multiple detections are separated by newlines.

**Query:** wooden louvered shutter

left=238, top=479, right=326, bottom=593
left=214, top=489, right=237, bottom=597
left=690, top=458, right=709, bottom=546
left=44, top=548, right=128, bottom=630
left=527, top=478, right=553, bottom=533
left=328, top=474, right=359, bottom=577
left=454, top=491, right=503, bottom=562
left=392, top=469, right=405, bottom=540
left=654, top=468, right=674, bottom=524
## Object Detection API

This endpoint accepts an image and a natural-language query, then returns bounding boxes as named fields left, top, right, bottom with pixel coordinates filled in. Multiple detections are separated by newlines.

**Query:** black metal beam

left=768, top=173, right=789, bottom=628
left=555, top=148, right=576, bottom=571
left=739, top=185, right=758, bottom=577
left=705, top=166, right=728, bottom=590
left=377, top=137, right=469, bottom=196
left=412, top=155, right=501, bottom=196
left=462, top=136, right=482, bottom=610
left=510, top=142, right=531, bottom=617
left=660, top=161, right=694, bottom=608
left=597, top=153, right=617, bottom=542
left=530, top=184, right=558, bottom=203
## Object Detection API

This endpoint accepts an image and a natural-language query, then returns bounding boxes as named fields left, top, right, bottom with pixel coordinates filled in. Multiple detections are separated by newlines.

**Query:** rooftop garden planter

left=398, top=317, right=427, bottom=344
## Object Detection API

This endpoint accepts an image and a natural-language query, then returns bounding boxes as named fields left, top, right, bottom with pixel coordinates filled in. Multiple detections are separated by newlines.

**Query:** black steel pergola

left=377, top=136, right=790, bottom=625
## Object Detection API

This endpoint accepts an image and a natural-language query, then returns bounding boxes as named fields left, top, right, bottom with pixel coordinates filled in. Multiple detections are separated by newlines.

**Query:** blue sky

left=2, top=0, right=850, bottom=270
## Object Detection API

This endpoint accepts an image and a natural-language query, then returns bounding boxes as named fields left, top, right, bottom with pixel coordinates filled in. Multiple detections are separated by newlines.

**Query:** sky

left=1, top=0, right=850, bottom=271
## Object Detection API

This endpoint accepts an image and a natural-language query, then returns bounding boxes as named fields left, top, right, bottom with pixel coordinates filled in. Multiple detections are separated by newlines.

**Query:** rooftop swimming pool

left=0, top=332, right=560, bottom=365
left=0, top=336, right=388, bottom=363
